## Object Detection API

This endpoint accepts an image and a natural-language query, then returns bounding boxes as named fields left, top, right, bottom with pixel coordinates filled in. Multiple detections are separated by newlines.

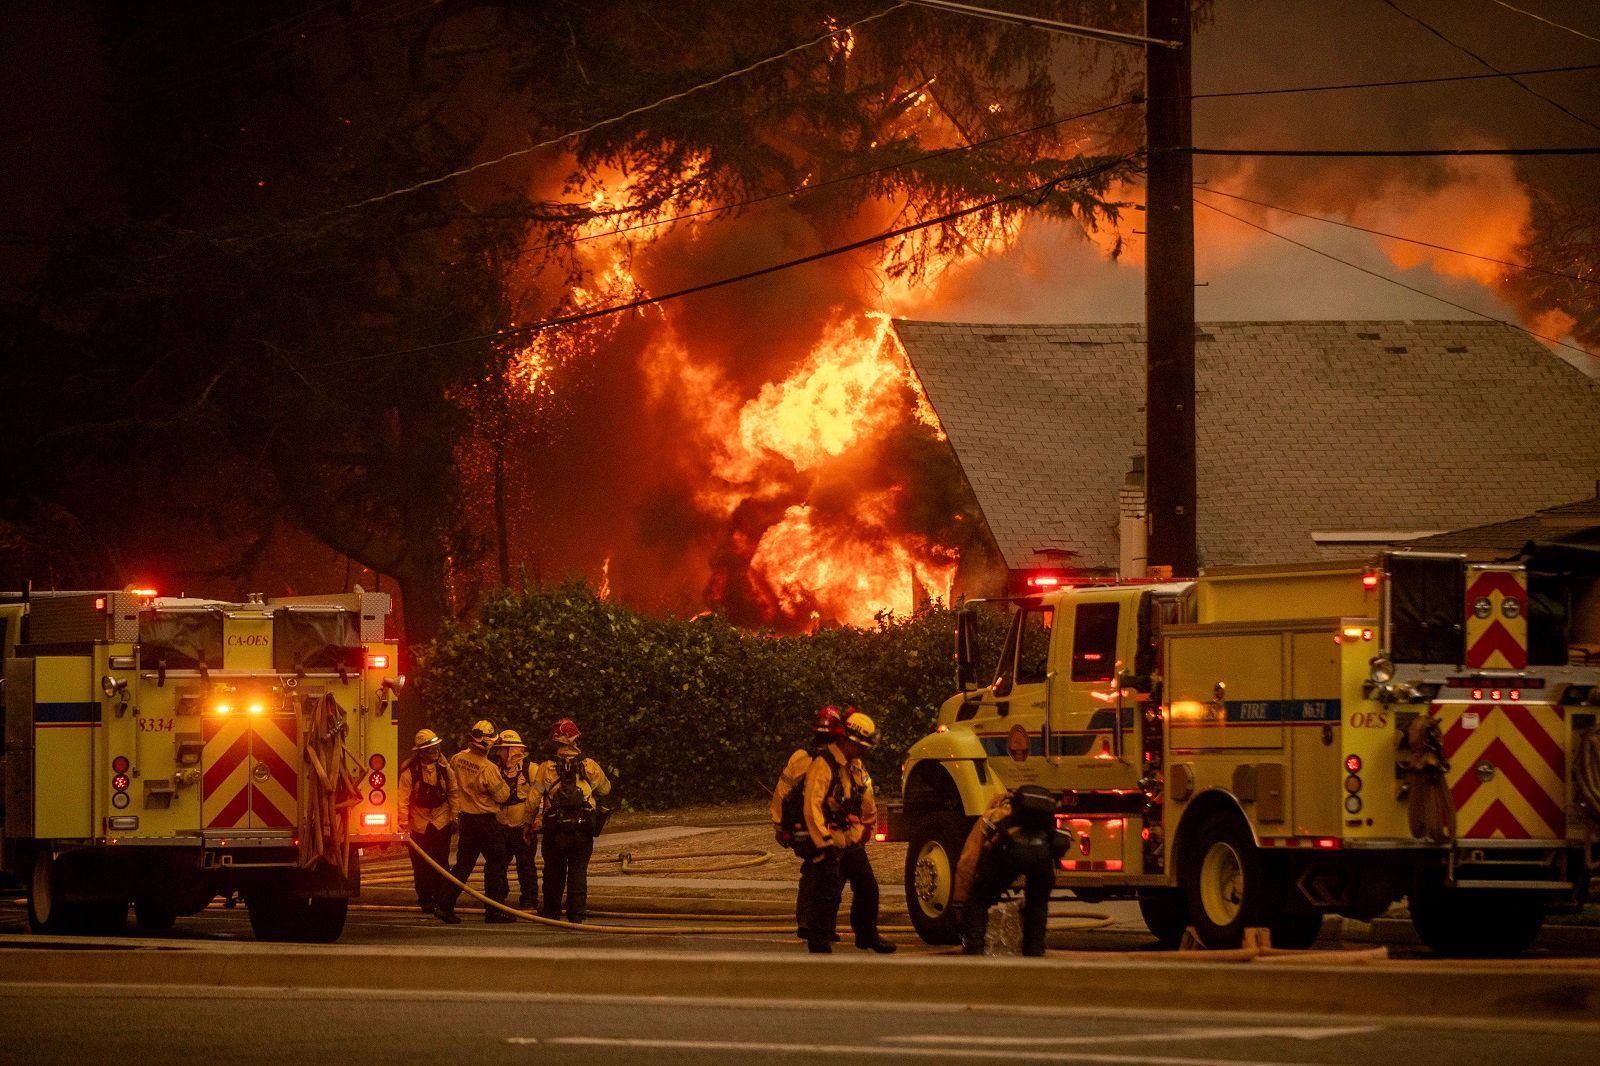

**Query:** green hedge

left=411, top=581, right=1007, bottom=810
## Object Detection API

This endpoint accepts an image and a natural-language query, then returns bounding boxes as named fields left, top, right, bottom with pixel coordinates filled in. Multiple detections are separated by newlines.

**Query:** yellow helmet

left=496, top=728, right=526, bottom=749
left=413, top=728, right=443, bottom=751
left=843, top=711, right=878, bottom=749
left=468, top=720, right=497, bottom=746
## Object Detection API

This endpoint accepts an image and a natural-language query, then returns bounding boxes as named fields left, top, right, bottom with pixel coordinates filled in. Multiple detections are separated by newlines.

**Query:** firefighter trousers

left=408, top=822, right=454, bottom=912
left=541, top=830, right=594, bottom=923
left=439, top=812, right=509, bottom=919
left=499, top=824, right=538, bottom=907
left=961, top=850, right=1053, bottom=956
left=805, top=844, right=880, bottom=949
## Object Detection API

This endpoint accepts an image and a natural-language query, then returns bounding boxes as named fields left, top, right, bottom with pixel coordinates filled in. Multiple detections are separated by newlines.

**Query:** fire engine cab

left=893, top=546, right=1600, bottom=954
left=0, top=588, right=403, bottom=941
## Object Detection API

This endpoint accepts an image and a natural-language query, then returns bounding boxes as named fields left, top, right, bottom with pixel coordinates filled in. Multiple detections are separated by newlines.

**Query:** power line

left=1489, top=0, right=1600, bottom=46
left=304, top=3, right=910, bottom=223
left=1186, top=61, right=1600, bottom=100
left=323, top=154, right=1134, bottom=366
left=1187, top=145, right=1600, bottom=157
left=1381, top=0, right=1600, bottom=137
left=1194, top=186, right=1599, bottom=287
left=1194, top=196, right=1594, bottom=361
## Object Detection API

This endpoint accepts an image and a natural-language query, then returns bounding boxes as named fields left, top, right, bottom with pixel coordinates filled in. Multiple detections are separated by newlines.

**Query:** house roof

left=1403, top=495, right=1600, bottom=558
left=892, top=319, right=1600, bottom=572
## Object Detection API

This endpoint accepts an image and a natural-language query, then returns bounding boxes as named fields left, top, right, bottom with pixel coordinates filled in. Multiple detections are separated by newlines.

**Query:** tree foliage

left=1, top=1, right=1153, bottom=644
left=414, top=580, right=1010, bottom=808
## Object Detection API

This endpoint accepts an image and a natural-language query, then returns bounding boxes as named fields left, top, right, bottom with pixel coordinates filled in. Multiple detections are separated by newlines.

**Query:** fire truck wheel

left=1409, top=887, right=1545, bottom=956
left=1137, top=889, right=1188, bottom=948
left=1182, top=812, right=1270, bottom=948
left=904, top=811, right=975, bottom=945
left=248, top=891, right=348, bottom=943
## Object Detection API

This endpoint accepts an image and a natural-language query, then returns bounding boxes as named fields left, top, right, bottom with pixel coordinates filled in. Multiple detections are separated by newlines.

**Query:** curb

left=2, top=942, right=1598, bottom=1022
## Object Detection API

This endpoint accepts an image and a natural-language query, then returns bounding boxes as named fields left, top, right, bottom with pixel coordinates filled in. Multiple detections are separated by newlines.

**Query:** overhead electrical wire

left=1380, top=0, right=1600, bottom=137
left=1185, top=61, right=1600, bottom=101
left=303, top=2, right=911, bottom=222
left=1193, top=196, right=1594, bottom=361
left=1489, top=0, right=1600, bottom=46
left=1187, top=145, right=1600, bottom=157
left=322, top=153, right=1133, bottom=366
left=1195, top=186, right=1599, bottom=287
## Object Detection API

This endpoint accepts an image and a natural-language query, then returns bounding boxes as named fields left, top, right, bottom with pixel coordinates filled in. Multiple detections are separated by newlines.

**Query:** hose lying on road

left=391, top=838, right=1115, bottom=936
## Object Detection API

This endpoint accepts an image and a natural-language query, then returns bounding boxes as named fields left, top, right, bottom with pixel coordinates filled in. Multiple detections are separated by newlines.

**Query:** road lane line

left=886, top=1026, right=1380, bottom=1045
left=515, top=1036, right=1335, bottom=1065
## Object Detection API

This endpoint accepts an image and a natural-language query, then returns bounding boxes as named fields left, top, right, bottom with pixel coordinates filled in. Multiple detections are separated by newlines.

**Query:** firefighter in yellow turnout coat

left=771, top=705, right=847, bottom=941
left=434, top=720, right=512, bottom=924
left=531, top=718, right=612, bottom=924
left=953, top=785, right=1064, bottom=957
left=800, top=711, right=895, bottom=954
left=492, top=729, right=539, bottom=910
left=398, top=728, right=459, bottom=915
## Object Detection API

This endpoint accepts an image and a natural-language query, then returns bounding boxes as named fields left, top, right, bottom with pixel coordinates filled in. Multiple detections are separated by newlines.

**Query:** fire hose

left=1399, top=716, right=1455, bottom=843
left=300, top=693, right=364, bottom=871
left=399, top=836, right=1114, bottom=935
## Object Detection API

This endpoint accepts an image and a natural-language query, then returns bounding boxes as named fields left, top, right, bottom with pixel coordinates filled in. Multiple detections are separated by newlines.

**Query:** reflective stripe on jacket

left=802, top=742, right=876, bottom=850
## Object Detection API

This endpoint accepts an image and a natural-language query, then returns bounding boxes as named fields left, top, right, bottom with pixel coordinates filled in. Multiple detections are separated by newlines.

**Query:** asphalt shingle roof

left=893, top=319, right=1600, bottom=572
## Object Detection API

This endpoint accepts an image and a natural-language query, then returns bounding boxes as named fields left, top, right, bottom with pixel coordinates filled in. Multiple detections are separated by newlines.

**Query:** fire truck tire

left=248, top=892, right=348, bottom=943
left=904, top=811, right=975, bottom=945
left=1409, top=887, right=1544, bottom=956
left=1181, top=812, right=1271, bottom=948
left=1137, top=889, right=1188, bottom=948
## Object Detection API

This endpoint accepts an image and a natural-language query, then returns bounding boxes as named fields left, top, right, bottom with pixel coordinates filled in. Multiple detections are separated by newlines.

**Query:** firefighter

left=531, top=718, right=612, bottom=924
left=800, top=710, right=895, bottom=954
left=398, top=728, right=459, bottom=915
left=771, top=705, right=847, bottom=941
left=433, top=720, right=513, bottom=924
left=953, top=784, right=1064, bottom=957
left=492, top=728, right=538, bottom=911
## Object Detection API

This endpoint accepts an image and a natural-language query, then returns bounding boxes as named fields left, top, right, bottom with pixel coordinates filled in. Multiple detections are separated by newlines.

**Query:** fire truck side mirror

left=955, top=611, right=981, bottom=691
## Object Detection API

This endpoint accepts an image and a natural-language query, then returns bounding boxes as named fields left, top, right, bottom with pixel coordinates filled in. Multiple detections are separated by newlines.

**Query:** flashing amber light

left=214, top=703, right=232, bottom=715
left=366, top=653, right=390, bottom=670
left=1344, top=754, right=1362, bottom=774
left=129, top=588, right=158, bottom=598
left=361, top=813, right=389, bottom=828
left=1362, top=571, right=1380, bottom=590
left=247, top=702, right=264, bottom=715
left=112, top=755, right=130, bottom=773
left=872, top=828, right=887, bottom=843
left=1341, top=626, right=1369, bottom=641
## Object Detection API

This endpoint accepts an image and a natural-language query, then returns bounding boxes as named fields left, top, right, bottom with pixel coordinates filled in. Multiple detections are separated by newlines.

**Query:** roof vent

left=983, top=334, right=1011, bottom=343
left=1358, top=332, right=1380, bottom=340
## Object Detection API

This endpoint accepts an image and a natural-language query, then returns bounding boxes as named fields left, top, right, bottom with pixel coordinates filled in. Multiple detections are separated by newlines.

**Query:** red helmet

left=813, top=705, right=846, bottom=740
left=550, top=718, right=581, bottom=744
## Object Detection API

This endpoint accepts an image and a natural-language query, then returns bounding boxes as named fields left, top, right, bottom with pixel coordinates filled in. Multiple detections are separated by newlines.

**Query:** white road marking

left=510, top=1036, right=1337, bottom=1065
left=886, top=1026, right=1380, bottom=1046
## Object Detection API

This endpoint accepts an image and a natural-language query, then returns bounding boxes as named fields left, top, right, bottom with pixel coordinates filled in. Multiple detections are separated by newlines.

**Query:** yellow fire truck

left=893, top=547, right=1600, bottom=955
left=1, top=588, right=403, bottom=941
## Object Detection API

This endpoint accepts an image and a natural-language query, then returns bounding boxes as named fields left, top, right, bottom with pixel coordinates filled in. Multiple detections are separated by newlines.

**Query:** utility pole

left=1144, top=0, right=1198, bottom=577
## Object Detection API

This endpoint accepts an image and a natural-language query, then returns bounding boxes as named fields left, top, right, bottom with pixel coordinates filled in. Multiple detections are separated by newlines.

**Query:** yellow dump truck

left=1, top=589, right=403, bottom=941
left=892, top=547, right=1600, bottom=954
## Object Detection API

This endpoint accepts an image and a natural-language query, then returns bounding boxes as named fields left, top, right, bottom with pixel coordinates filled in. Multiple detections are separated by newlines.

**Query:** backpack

left=777, top=752, right=812, bottom=853
left=546, top=756, right=594, bottom=838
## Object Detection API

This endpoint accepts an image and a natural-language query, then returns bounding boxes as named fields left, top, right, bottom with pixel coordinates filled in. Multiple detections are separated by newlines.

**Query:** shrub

left=411, top=581, right=1005, bottom=809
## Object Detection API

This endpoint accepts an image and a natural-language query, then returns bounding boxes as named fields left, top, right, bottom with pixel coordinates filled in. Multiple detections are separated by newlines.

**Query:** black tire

left=1410, top=886, right=1544, bottom=956
left=248, top=890, right=348, bottom=944
left=26, top=848, right=64, bottom=934
left=1269, top=911, right=1325, bottom=950
left=1180, top=812, right=1271, bottom=948
left=1137, top=888, right=1188, bottom=949
left=904, top=811, right=976, bottom=945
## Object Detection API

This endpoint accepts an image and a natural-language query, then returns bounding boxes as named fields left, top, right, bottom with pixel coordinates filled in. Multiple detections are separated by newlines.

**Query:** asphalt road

left=1, top=984, right=1596, bottom=1066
